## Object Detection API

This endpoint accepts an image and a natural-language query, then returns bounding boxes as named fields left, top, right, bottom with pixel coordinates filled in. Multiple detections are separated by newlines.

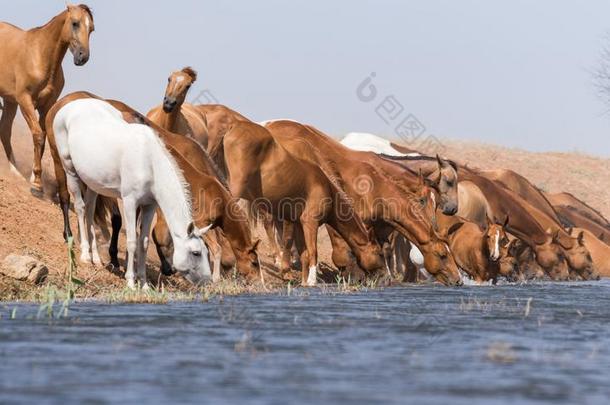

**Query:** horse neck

left=150, top=141, right=192, bottom=240
left=157, top=107, right=180, bottom=132
left=28, top=11, right=69, bottom=77
left=327, top=189, right=371, bottom=251
left=223, top=198, right=253, bottom=251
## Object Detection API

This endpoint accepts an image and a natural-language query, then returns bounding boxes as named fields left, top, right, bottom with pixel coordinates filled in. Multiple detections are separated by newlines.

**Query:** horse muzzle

left=73, top=50, right=89, bottom=66
left=163, top=97, right=177, bottom=113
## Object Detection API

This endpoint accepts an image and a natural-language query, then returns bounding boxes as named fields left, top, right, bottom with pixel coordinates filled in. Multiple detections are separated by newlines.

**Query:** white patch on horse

left=341, top=132, right=405, bottom=156
left=430, top=191, right=436, bottom=209
left=307, top=265, right=317, bottom=286
left=258, top=118, right=300, bottom=127
left=493, top=230, right=500, bottom=260
left=85, top=16, right=90, bottom=31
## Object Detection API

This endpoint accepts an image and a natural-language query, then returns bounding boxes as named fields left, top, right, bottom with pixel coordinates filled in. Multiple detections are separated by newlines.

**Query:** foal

left=46, top=95, right=212, bottom=289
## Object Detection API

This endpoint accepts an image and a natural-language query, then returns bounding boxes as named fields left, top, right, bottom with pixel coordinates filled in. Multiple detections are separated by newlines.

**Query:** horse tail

left=94, top=196, right=118, bottom=242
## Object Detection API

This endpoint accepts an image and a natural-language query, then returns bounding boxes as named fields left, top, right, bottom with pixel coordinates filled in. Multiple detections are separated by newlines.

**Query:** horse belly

left=68, top=131, right=123, bottom=198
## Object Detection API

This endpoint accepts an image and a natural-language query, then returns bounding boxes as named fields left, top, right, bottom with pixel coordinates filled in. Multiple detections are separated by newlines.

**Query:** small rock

left=0, top=254, right=48, bottom=284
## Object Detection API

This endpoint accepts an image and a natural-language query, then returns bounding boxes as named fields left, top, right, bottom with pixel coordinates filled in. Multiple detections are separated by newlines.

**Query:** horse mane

left=181, top=66, right=198, bottom=82
left=378, top=153, right=458, bottom=172
left=77, top=4, right=94, bottom=20
left=147, top=127, right=193, bottom=218
left=558, top=193, right=610, bottom=228
left=119, top=107, right=229, bottom=190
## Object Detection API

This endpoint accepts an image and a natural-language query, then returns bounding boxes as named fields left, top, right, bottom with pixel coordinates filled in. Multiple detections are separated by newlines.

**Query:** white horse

left=340, top=132, right=422, bottom=157
left=52, top=98, right=212, bottom=289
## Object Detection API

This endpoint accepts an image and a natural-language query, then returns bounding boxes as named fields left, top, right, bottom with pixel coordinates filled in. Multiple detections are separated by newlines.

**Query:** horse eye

left=186, top=84, right=191, bottom=89
left=192, top=251, right=202, bottom=257
left=72, top=21, right=80, bottom=29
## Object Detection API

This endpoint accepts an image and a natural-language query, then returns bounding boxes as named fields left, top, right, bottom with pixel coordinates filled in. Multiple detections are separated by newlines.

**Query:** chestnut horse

left=553, top=205, right=610, bottom=245
left=340, top=132, right=459, bottom=215
left=147, top=67, right=209, bottom=147
left=222, top=120, right=385, bottom=286
left=480, top=169, right=561, bottom=226
left=436, top=214, right=510, bottom=283
left=263, top=120, right=462, bottom=286
left=545, top=192, right=610, bottom=230
left=0, top=4, right=94, bottom=193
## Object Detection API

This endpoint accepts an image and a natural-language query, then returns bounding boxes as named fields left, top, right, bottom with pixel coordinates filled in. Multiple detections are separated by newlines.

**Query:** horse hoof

left=30, top=186, right=43, bottom=199
left=126, top=280, right=136, bottom=290
left=141, top=283, right=150, bottom=291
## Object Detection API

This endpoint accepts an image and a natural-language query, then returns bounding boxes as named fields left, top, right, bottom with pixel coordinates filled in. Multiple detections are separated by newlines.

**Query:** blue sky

left=5, top=0, right=610, bottom=156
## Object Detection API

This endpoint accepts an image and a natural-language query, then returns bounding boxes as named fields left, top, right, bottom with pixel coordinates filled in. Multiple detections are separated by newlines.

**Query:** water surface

left=2, top=281, right=610, bottom=404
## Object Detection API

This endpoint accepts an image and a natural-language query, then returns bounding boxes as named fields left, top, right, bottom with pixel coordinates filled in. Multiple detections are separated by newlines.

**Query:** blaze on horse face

left=65, top=5, right=94, bottom=66
left=163, top=67, right=197, bottom=112
left=433, top=155, right=458, bottom=216
left=485, top=215, right=508, bottom=262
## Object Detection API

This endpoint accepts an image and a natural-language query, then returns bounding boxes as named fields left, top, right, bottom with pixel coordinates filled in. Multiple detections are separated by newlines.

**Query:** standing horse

left=46, top=95, right=212, bottom=289
left=222, top=120, right=385, bottom=286
left=0, top=4, right=94, bottom=193
left=263, top=120, right=462, bottom=286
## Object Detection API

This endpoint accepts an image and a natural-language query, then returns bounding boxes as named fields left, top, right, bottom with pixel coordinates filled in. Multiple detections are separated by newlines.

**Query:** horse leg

left=262, top=212, right=281, bottom=266
left=0, top=100, right=19, bottom=176
left=17, top=95, right=45, bottom=193
left=84, top=188, right=102, bottom=266
left=65, top=174, right=91, bottom=263
left=109, top=202, right=122, bottom=269
left=204, top=230, right=223, bottom=283
left=122, top=198, right=138, bottom=289
left=280, top=221, right=295, bottom=275
left=300, top=217, right=320, bottom=287
left=136, top=204, right=156, bottom=290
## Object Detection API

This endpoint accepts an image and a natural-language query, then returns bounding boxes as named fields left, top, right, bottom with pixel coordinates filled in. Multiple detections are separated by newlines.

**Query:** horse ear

left=551, top=228, right=560, bottom=243
left=367, top=226, right=377, bottom=241
left=567, top=226, right=573, bottom=236
left=577, top=231, right=585, bottom=246
left=436, top=154, right=443, bottom=167
left=418, top=169, right=425, bottom=187
left=447, top=222, right=465, bottom=237
left=250, top=238, right=261, bottom=252
left=599, top=233, right=606, bottom=242
left=195, top=223, right=214, bottom=237
left=187, top=221, right=195, bottom=237
left=484, top=214, right=493, bottom=231
left=182, top=66, right=198, bottom=82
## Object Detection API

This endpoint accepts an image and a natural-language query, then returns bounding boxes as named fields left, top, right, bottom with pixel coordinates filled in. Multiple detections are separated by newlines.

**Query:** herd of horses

left=1, top=5, right=610, bottom=290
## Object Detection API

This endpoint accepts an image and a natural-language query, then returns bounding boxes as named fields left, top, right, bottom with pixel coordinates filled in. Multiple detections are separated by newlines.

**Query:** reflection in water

left=2, top=281, right=610, bottom=404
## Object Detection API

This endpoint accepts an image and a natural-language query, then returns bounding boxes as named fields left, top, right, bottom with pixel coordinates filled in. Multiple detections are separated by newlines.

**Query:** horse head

left=433, top=155, right=459, bottom=216
left=533, top=229, right=570, bottom=281
left=163, top=67, right=198, bottom=112
left=485, top=215, right=508, bottom=262
left=64, top=4, right=94, bottom=66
